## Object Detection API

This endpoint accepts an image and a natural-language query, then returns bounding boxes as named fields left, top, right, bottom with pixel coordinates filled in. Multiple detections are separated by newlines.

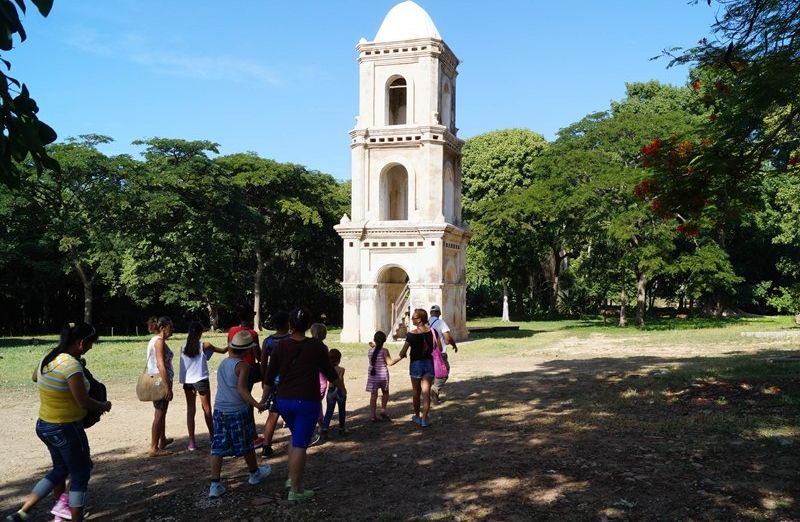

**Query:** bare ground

left=1, top=333, right=799, bottom=521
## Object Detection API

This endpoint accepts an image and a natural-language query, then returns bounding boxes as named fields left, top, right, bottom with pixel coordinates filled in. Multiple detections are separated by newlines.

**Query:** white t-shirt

left=428, top=316, right=450, bottom=354
left=180, top=341, right=209, bottom=384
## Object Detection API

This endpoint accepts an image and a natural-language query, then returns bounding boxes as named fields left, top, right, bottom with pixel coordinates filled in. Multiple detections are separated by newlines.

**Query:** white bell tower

left=335, top=1, right=470, bottom=342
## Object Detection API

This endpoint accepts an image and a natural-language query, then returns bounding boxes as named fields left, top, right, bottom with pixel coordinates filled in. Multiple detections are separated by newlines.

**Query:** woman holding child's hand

left=263, top=306, right=342, bottom=502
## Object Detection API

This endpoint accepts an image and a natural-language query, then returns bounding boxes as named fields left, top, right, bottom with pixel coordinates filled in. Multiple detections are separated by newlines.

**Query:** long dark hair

left=289, top=306, right=312, bottom=333
left=41, top=322, right=98, bottom=373
left=370, top=331, right=387, bottom=376
left=184, top=321, right=203, bottom=358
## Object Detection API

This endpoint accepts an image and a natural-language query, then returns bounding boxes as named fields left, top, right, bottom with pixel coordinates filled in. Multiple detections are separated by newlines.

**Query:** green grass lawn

left=1, top=315, right=795, bottom=390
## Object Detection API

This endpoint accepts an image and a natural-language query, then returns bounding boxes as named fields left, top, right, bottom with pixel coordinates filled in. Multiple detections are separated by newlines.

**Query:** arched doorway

left=381, top=164, right=408, bottom=220
left=376, top=265, right=410, bottom=339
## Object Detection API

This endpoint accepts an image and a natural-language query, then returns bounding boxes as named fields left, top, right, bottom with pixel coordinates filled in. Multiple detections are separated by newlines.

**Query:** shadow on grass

left=2, top=350, right=799, bottom=521
left=0, top=338, right=50, bottom=350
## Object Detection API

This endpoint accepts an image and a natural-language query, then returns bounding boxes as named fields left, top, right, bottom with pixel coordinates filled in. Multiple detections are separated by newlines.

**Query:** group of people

left=6, top=304, right=458, bottom=520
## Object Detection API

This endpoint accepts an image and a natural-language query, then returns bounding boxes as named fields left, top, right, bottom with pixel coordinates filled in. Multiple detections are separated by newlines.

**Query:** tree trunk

left=636, top=271, right=647, bottom=326
left=547, top=251, right=558, bottom=318
left=207, top=303, right=219, bottom=332
left=254, top=248, right=264, bottom=331
left=501, top=282, right=510, bottom=322
left=618, top=283, right=628, bottom=327
left=74, top=262, right=94, bottom=324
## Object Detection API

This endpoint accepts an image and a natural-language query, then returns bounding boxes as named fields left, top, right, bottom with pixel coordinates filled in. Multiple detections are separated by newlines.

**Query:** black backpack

left=80, top=360, right=107, bottom=429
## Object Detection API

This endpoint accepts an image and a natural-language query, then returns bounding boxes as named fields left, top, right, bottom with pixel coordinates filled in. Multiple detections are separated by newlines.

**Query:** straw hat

left=229, top=331, right=256, bottom=351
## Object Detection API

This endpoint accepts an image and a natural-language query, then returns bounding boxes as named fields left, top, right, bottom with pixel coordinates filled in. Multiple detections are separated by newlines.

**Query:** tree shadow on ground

left=468, top=328, right=547, bottom=340
left=2, top=350, right=799, bottom=521
left=0, top=338, right=48, bottom=350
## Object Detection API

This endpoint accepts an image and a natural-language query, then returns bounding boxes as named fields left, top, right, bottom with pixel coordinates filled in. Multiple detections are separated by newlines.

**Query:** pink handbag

left=430, top=331, right=449, bottom=379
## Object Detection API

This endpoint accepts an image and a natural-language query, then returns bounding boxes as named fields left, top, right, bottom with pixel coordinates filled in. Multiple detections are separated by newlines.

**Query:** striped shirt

left=38, top=353, right=89, bottom=423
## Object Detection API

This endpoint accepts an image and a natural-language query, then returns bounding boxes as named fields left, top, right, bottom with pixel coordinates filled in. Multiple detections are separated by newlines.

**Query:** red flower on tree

left=691, top=80, right=702, bottom=91
left=641, top=138, right=662, bottom=157
left=676, top=223, right=699, bottom=237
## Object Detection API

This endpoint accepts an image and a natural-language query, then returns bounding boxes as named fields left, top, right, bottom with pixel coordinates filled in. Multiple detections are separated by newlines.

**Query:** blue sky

left=12, top=1, right=719, bottom=180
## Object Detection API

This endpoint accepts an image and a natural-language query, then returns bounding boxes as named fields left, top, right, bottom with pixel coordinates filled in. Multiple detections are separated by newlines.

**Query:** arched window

left=443, top=162, right=455, bottom=221
left=387, top=77, right=407, bottom=125
left=381, top=164, right=408, bottom=220
left=441, top=81, right=452, bottom=130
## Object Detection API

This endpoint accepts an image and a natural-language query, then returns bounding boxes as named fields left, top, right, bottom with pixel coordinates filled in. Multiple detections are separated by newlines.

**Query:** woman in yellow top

left=6, top=323, right=112, bottom=522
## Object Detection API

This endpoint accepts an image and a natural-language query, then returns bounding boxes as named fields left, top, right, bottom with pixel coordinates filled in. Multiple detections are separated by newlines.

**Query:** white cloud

left=65, top=26, right=281, bottom=86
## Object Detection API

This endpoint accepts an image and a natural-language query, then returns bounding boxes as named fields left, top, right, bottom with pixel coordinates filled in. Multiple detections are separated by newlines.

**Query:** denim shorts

left=276, top=398, right=321, bottom=449
left=410, top=359, right=435, bottom=379
left=36, top=419, right=93, bottom=502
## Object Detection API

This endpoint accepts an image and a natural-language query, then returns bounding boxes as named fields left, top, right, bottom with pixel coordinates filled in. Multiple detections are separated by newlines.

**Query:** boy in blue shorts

left=208, top=331, right=271, bottom=497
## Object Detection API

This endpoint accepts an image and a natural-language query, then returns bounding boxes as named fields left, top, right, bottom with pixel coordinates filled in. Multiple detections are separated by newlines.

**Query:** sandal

left=148, top=448, right=172, bottom=457
left=379, top=412, right=392, bottom=421
left=158, top=437, right=174, bottom=450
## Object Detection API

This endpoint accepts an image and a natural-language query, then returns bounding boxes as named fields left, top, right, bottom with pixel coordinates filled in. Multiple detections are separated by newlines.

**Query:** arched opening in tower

left=381, top=164, right=408, bottom=220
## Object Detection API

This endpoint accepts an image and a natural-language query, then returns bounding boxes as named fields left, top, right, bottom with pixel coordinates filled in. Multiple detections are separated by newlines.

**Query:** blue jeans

left=322, top=388, right=346, bottom=431
left=35, top=419, right=92, bottom=503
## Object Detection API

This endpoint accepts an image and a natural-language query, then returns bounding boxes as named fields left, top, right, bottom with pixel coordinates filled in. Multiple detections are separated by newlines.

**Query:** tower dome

left=373, top=1, right=441, bottom=42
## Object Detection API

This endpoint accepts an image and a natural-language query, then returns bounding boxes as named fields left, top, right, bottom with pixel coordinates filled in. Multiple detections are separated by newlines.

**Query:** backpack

left=81, top=360, right=107, bottom=429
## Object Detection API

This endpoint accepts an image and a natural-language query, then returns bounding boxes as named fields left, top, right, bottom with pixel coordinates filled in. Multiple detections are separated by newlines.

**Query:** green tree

left=119, top=138, right=240, bottom=328
left=24, top=135, right=129, bottom=323
left=216, top=153, right=348, bottom=328
left=462, top=128, right=548, bottom=316
left=0, top=0, right=59, bottom=187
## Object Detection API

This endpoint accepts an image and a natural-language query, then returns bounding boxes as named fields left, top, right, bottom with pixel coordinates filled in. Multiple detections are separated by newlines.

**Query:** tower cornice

left=357, top=37, right=459, bottom=73
left=349, top=125, right=463, bottom=154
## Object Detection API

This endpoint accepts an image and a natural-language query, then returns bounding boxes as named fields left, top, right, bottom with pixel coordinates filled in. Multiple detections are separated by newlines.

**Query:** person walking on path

left=5, top=323, right=111, bottom=522
left=262, top=307, right=342, bottom=502
left=398, top=308, right=436, bottom=428
left=180, top=321, right=227, bottom=451
left=428, top=304, right=458, bottom=404
left=366, top=331, right=401, bottom=422
left=208, top=331, right=271, bottom=497
left=259, top=311, right=291, bottom=459
left=320, top=349, right=347, bottom=439
left=147, top=317, right=175, bottom=457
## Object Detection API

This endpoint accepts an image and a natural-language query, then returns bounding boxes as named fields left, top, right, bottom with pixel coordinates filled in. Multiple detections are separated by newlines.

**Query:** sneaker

left=50, top=493, right=71, bottom=520
left=319, top=430, right=329, bottom=442
left=208, top=482, right=225, bottom=498
left=248, top=464, right=272, bottom=485
left=338, top=427, right=347, bottom=436
left=5, top=512, right=28, bottom=521
left=285, top=478, right=292, bottom=489
left=287, top=489, right=315, bottom=502
left=252, top=436, right=265, bottom=449
left=261, top=445, right=274, bottom=458
left=309, top=432, right=321, bottom=446
left=411, top=415, right=422, bottom=425
left=187, top=440, right=197, bottom=451
left=420, top=419, right=431, bottom=428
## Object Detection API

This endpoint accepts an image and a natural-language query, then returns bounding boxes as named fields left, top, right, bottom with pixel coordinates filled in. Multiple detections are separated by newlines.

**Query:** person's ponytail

left=40, top=322, right=98, bottom=373
left=184, top=321, right=203, bottom=358
left=370, top=331, right=387, bottom=376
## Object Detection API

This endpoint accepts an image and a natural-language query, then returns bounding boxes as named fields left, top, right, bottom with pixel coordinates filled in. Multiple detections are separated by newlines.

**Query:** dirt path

left=1, top=334, right=798, bottom=521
